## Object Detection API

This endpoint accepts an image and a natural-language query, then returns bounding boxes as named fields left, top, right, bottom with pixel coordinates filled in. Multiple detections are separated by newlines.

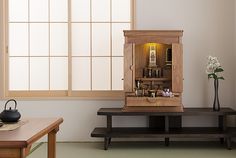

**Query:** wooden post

left=48, top=127, right=59, bottom=158
left=104, top=137, right=109, bottom=150
left=219, top=115, right=227, bottom=144
left=165, top=116, right=170, bottom=146
left=20, top=148, right=26, bottom=158
left=106, top=115, right=112, bottom=149
left=107, top=115, right=112, bottom=132
left=24, top=145, right=31, bottom=156
left=165, top=116, right=169, bottom=132
left=226, top=137, right=232, bottom=150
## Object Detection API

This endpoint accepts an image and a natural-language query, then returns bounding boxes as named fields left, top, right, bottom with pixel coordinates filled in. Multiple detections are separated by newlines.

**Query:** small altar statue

left=149, top=45, right=157, bottom=68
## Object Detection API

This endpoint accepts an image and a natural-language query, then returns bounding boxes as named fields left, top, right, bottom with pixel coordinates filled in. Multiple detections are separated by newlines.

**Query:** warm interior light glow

left=144, top=43, right=164, bottom=52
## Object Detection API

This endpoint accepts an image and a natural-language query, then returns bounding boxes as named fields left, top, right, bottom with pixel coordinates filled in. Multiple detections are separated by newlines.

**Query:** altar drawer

left=126, top=96, right=181, bottom=107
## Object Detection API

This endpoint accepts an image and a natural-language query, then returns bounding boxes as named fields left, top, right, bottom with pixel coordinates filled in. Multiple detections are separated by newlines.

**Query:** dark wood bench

left=91, top=108, right=236, bottom=150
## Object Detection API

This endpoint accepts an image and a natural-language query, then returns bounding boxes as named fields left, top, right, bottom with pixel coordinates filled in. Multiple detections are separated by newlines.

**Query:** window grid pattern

left=7, top=0, right=133, bottom=97
left=8, top=0, right=69, bottom=91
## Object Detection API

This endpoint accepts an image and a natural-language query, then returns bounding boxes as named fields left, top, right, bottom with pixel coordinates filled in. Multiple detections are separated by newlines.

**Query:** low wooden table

left=91, top=108, right=236, bottom=150
left=0, top=118, right=63, bottom=158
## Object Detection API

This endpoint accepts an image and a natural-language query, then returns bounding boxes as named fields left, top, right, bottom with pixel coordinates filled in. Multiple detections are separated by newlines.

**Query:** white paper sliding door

left=7, top=0, right=133, bottom=98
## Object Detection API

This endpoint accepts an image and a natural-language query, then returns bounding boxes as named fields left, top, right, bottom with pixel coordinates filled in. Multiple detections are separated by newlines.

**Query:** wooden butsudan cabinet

left=123, top=30, right=184, bottom=112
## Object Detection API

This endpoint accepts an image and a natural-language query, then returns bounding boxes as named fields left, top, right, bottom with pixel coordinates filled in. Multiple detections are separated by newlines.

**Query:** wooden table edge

left=27, top=118, right=63, bottom=146
left=0, top=118, right=63, bottom=148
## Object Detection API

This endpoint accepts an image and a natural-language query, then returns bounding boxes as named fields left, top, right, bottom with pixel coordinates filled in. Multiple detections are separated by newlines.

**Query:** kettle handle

left=4, top=99, right=17, bottom=110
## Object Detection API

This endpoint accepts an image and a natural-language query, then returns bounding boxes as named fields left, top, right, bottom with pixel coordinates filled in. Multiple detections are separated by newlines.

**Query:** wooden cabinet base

left=126, top=96, right=181, bottom=107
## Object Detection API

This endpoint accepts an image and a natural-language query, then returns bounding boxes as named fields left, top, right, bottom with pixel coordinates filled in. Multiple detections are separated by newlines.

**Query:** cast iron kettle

left=0, top=99, right=21, bottom=122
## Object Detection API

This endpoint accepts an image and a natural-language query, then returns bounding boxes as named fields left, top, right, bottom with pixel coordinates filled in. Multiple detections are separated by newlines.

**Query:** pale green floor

left=27, top=142, right=236, bottom=158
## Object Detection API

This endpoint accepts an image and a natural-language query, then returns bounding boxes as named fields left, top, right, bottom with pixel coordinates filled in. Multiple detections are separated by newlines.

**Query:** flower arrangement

left=206, top=56, right=224, bottom=80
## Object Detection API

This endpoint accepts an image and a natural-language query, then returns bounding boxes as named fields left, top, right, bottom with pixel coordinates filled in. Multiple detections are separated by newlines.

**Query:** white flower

left=206, top=64, right=214, bottom=74
left=206, top=55, right=224, bottom=80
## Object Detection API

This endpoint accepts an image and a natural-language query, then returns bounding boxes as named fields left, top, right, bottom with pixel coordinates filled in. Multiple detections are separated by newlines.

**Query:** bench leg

left=104, top=137, right=109, bottom=150
left=226, top=137, right=232, bottom=150
left=165, top=138, right=169, bottom=146
left=108, top=137, right=111, bottom=145
left=220, top=138, right=224, bottom=144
